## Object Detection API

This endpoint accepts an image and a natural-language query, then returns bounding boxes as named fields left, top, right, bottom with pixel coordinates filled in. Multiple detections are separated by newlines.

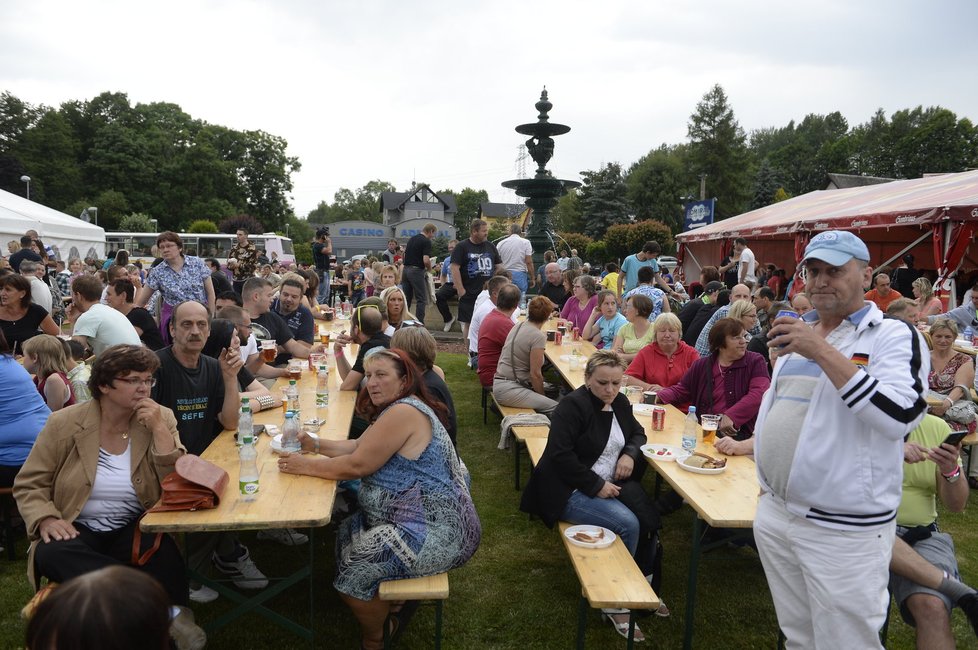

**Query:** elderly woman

left=380, top=285, right=418, bottom=333
left=622, top=312, right=700, bottom=409
left=277, top=348, right=480, bottom=650
left=913, top=276, right=943, bottom=318
left=927, top=319, right=976, bottom=434
left=494, top=296, right=559, bottom=416
left=0, top=274, right=59, bottom=351
left=612, top=294, right=655, bottom=363
left=559, top=273, right=597, bottom=332
left=0, top=330, right=49, bottom=488
left=391, top=326, right=457, bottom=447
left=521, top=350, right=665, bottom=641
left=12, top=344, right=201, bottom=643
left=135, top=231, right=215, bottom=342
left=657, top=318, right=771, bottom=455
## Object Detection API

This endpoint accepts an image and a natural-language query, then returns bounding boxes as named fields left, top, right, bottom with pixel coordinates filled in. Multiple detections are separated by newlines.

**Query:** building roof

left=379, top=185, right=457, bottom=213
left=824, top=173, right=897, bottom=190
left=479, top=201, right=527, bottom=219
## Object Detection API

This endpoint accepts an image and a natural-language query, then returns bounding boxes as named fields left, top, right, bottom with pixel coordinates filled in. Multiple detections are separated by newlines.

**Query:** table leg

left=576, top=595, right=588, bottom=650
left=683, top=516, right=703, bottom=650
left=514, top=443, right=522, bottom=491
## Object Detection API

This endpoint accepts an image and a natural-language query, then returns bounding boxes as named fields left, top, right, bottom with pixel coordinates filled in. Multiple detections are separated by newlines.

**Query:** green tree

left=12, top=109, right=83, bottom=209
left=750, top=159, right=782, bottom=210
left=579, top=162, right=631, bottom=238
left=219, top=214, right=265, bottom=234
left=550, top=190, right=584, bottom=233
left=235, top=130, right=301, bottom=231
left=187, top=219, right=219, bottom=234
left=626, top=144, right=690, bottom=233
left=555, top=232, right=593, bottom=256
left=311, top=180, right=397, bottom=223
left=118, top=212, right=155, bottom=233
left=443, top=187, right=488, bottom=232
left=687, top=84, right=751, bottom=219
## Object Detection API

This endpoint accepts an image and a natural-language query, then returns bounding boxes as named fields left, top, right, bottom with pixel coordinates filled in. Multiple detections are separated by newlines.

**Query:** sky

left=2, top=0, right=977, bottom=218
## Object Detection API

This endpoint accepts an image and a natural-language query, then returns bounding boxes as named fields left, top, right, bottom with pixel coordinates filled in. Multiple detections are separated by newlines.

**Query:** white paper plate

left=563, top=525, right=616, bottom=549
left=559, top=354, right=572, bottom=362
left=633, top=403, right=655, bottom=415
left=270, top=432, right=317, bottom=454
left=641, top=444, right=685, bottom=462
left=677, top=454, right=727, bottom=475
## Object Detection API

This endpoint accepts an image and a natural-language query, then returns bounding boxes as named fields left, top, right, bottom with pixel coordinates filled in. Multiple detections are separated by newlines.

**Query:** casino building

left=318, top=185, right=457, bottom=261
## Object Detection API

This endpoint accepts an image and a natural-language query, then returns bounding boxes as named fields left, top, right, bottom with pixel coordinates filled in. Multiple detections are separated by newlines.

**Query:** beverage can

left=651, top=406, right=666, bottom=431
left=555, top=330, right=563, bottom=346
left=776, top=309, right=799, bottom=320
left=572, top=327, right=580, bottom=341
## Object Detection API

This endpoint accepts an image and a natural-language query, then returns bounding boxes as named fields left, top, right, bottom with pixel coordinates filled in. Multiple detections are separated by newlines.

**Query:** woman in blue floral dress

left=278, top=347, right=480, bottom=649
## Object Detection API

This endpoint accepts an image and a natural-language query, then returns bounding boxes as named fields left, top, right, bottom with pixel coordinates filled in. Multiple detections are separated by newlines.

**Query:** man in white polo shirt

left=68, top=275, right=141, bottom=356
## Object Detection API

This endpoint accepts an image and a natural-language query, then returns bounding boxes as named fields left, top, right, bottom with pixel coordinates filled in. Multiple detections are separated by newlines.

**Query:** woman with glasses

left=727, top=299, right=759, bottom=335
left=559, top=274, right=598, bottom=333
left=656, top=318, right=770, bottom=456
left=13, top=344, right=203, bottom=646
left=277, top=348, right=480, bottom=650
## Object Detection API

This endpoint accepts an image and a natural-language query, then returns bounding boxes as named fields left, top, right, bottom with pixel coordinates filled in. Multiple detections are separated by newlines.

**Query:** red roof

left=677, top=169, right=978, bottom=243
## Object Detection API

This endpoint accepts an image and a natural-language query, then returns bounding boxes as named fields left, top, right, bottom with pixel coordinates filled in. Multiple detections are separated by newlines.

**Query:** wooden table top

left=141, top=357, right=356, bottom=533
left=635, top=404, right=758, bottom=529
left=544, top=327, right=597, bottom=391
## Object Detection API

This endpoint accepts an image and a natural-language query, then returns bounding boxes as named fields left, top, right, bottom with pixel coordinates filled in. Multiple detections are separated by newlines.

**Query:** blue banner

left=683, top=199, right=715, bottom=231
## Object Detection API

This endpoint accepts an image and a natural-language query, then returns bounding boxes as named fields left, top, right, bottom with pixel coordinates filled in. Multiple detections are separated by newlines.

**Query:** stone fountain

left=502, top=88, right=581, bottom=276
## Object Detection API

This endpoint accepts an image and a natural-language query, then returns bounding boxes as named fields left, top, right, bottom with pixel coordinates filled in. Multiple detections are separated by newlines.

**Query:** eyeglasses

left=115, top=376, right=157, bottom=388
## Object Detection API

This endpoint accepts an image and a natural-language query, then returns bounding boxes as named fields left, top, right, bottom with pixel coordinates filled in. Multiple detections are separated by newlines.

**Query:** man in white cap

left=753, top=230, right=929, bottom=649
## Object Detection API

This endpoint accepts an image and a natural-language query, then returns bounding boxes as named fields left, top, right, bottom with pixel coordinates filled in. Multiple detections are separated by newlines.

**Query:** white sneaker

left=257, top=528, right=309, bottom=546
left=443, top=317, right=456, bottom=332
left=189, top=584, right=219, bottom=603
left=212, top=546, right=268, bottom=589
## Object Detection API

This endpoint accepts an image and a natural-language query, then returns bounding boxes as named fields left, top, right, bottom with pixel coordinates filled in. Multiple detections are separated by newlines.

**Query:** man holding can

left=755, top=230, right=929, bottom=648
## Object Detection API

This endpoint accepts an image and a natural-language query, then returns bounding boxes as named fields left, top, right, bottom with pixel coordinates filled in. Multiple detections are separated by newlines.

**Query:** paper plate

left=633, top=403, right=655, bottom=415
left=677, top=454, right=727, bottom=475
left=564, top=525, right=616, bottom=549
left=641, top=443, right=685, bottom=462
left=270, top=432, right=317, bottom=455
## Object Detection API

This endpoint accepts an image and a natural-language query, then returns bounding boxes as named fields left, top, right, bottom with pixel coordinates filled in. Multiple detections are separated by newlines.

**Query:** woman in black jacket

left=520, top=350, right=664, bottom=639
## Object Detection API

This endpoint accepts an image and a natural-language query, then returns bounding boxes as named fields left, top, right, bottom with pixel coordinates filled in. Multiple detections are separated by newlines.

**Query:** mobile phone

left=235, top=425, right=266, bottom=441
left=943, top=430, right=968, bottom=447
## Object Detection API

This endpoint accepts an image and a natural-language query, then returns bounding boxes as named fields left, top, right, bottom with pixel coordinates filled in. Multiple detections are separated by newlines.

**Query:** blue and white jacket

left=755, top=302, right=929, bottom=531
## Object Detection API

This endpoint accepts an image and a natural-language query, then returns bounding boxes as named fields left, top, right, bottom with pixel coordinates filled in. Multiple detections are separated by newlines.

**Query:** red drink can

left=651, top=406, right=666, bottom=431
left=555, top=330, right=563, bottom=346
left=572, top=327, right=580, bottom=341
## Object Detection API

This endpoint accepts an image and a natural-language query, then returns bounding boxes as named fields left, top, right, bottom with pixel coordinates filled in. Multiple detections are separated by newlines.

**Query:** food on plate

left=655, top=448, right=673, bottom=457
left=685, top=452, right=727, bottom=469
left=572, top=529, right=605, bottom=543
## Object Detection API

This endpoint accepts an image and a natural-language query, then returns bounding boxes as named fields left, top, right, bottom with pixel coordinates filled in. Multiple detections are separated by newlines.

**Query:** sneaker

left=958, top=592, right=978, bottom=637
left=443, top=317, right=456, bottom=332
left=170, top=605, right=207, bottom=650
left=189, top=584, right=218, bottom=603
left=213, top=546, right=268, bottom=589
left=257, top=528, right=309, bottom=546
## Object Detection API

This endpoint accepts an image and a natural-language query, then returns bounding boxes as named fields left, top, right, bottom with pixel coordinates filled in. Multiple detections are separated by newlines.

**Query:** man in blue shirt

left=617, top=241, right=679, bottom=299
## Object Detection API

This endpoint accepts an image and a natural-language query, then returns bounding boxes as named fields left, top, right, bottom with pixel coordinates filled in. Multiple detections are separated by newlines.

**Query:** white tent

left=0, top=189, right=105, bottom=261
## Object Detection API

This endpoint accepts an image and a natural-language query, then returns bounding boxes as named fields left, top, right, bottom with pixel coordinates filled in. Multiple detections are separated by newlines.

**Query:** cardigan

left=520, top=386, right=647, bottom=527
left=13, top=399, right=185, bottom=588
left=657, top=351, right=770, bottom=440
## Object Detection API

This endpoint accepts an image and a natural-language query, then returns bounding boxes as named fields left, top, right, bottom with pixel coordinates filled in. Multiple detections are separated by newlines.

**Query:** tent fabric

left=676, top=170, right=978, bottom=244
left=0, top=189, right=105, bottom=261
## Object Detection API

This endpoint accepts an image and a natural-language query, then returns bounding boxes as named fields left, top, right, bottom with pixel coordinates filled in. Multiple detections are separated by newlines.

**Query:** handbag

left=131, top=455, right=229, bottom=566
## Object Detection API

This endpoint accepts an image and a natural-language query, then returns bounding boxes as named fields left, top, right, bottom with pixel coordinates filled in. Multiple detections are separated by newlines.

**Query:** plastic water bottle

left=286, top=379, right=300, bottom=416
left=682, top=406, right=699, bottom=453
left=519, top=297, right=527, bottom=317
left=237, top=397, right=253, bottom=447
left=238, top=428, right=259, bottom=501
left=316, top=364, right=330, bottom=408
left=965, top=326, right=974, bottom=345
left=282, top=410, right=301, bottom=453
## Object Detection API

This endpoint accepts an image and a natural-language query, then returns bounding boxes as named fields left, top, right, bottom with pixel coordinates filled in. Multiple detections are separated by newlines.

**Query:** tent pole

left=874, top=231, right=932, bottom=273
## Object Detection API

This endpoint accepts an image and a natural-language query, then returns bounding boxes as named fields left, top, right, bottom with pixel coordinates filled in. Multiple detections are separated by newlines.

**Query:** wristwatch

left=943, top=466, right=962, bottom=483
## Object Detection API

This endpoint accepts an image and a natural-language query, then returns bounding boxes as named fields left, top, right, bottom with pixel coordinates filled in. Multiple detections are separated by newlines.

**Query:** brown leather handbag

left=132, top=455, right=229, bottom=566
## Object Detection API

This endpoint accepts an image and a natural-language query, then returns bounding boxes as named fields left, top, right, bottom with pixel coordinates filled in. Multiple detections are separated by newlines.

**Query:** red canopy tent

left=675, top=170, right=978, bottom=303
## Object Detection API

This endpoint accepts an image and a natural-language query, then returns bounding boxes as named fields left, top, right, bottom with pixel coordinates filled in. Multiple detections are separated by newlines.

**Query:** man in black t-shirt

left=106, top=279, right=165, bottom=350
left=9, top=235, right=41, bottom=273
left=241, top=277, right=322, bottom=379
left=332, top=305, right=390, bottom=391
left=538, top=262, right=570, bottom=310
left=401, top=223, right=436, bottom=324
left=450, top=219, right=501, bottom=338
left=311, top=228, right=332, bottom=304
left=206, top=258, right=233, bottom=296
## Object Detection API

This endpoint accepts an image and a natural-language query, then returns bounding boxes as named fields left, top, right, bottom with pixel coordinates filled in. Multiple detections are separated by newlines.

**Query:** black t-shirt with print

left=152, top=347, right=226, bottom=455
left=450, top=239, right=501, bottom=296
left=251, top=311, right=294, bottom=348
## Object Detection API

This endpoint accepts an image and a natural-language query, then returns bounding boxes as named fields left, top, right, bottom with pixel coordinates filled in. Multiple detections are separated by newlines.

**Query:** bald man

left=538, top=262, right=569, bottom=310
left=694, top=283, right=759, bottom=356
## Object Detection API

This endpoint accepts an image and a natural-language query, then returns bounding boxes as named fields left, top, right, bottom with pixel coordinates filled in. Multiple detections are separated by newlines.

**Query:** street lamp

left=81, top=207, right=98, bottom=226
left=149, top=218, right=159, bottom=232
left=19, top=175, right=30, bottom=200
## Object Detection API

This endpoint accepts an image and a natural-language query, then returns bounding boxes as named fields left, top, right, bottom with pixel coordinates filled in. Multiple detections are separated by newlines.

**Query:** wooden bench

left=526, top=440, right=659, bottom=648
left=512, top=425, right=549, bottom=490
left=379, top=573, right=449, bottom=649
left=0, top=487, right=15, bottom=560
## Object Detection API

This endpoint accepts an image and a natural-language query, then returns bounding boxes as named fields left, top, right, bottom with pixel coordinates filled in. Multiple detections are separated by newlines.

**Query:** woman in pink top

left=621, top=312, right=699, bottom=411
left=913, top=276, right=943, bottom=319
left=559, top=274, right=598, bottom=332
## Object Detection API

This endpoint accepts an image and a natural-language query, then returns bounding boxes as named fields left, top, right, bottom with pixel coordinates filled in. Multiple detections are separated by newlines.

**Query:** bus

left=104, top=232, right=295, bottom=267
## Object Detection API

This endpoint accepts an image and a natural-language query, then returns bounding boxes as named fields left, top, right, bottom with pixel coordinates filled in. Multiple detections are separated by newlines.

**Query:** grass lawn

left=2, top=352, right=978, bottom=648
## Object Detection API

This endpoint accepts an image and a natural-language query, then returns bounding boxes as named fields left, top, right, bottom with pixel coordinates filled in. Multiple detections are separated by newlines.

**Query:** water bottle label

left=240, top=481, right=259, bottom=495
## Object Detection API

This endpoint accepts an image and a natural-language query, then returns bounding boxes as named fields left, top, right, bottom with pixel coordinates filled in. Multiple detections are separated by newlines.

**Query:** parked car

left=657, top=256, right=679, bottom=273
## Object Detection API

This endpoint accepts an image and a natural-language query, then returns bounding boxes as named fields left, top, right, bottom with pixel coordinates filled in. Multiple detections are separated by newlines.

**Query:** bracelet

left=334, top=350, right=344, bottom=358
left=255, top=394, right=274, bottom=412
left=943, top=466, right=961, bottom=482
left=314, top=438, right=320, bottom=454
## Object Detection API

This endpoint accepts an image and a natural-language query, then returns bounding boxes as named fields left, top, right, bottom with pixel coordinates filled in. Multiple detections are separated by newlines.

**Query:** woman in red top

left=22, top=334, right=75, bottom=411
left=621, top=313, right=699, bottom=411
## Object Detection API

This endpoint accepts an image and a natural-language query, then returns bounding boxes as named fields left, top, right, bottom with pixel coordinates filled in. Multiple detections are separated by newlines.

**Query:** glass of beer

left=701, top=414, right=721, bottom=445
left=261, top=340, right=276, bottom=363
left=287, top=359, right=303, bottom=381
left=319, top=328, right=330, bottom=345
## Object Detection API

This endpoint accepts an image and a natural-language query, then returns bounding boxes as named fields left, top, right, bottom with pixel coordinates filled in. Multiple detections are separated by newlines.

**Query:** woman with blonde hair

left=379, top=265, right=399, bottom=290
left=23, top=334, right=75, bottom=412
left=913, top=276, right=943, bottom=318
left=380, top=285, right=417, bottom=333
left=727, top=299, right=760, bottom=334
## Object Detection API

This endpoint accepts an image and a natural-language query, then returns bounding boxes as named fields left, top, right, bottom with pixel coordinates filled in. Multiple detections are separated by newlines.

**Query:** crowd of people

left=7, top=221, right=978, bottom=648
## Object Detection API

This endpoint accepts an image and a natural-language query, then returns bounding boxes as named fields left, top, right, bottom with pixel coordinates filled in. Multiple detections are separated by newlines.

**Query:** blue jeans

left=511, top=270, right=529, bottom=294
left=561, top=489, right=640, bottom=556
left=317, top=270, right=331, bottom=303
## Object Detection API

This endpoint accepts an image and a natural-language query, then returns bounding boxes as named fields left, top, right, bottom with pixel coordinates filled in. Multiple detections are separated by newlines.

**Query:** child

left=379, top=265, right=399, bottom=291
left=600, top=263, right=620, bottom=295
left=63, top=339, right=93, bottom=402
left=22, top=334, right=75, bottom=412
left=365, top=261, right=383, bottom=297
left=583, top=290, right=627, bottom=349
left=347, top=259, right=366, bottom=306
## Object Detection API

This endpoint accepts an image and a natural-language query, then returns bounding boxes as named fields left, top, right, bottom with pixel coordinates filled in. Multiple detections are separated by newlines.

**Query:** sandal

left=601, top=610, right=645, bottom=643
left=390, top=600, right=420, bottom=645
left=655, top=601, right=671, bottom=618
